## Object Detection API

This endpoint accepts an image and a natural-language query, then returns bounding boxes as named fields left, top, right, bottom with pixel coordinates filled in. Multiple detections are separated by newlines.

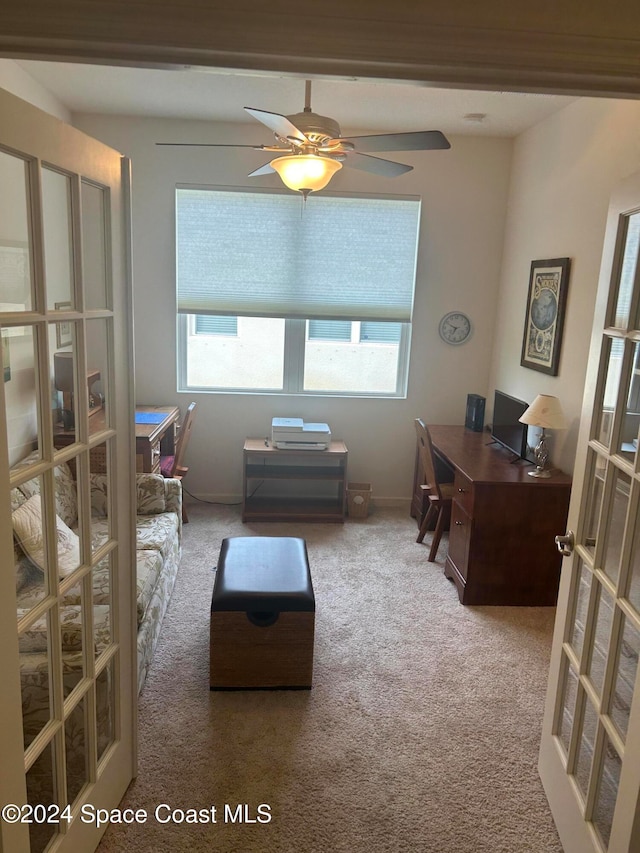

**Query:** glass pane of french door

left=0, top=149, right=33, bottom=315
left=42, top=166, right=75, bottom=312
left=540, top=178, right=640, bottom=853
left=0, top=87, right=135, bottom=853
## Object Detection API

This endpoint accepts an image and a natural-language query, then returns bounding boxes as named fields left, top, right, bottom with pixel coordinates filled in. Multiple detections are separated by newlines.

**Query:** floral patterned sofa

left=12, top=452, right=183, bottom=710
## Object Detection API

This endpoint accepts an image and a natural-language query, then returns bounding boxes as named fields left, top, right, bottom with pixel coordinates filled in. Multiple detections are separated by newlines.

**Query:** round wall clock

left=438, top=311, right=472, bottom=345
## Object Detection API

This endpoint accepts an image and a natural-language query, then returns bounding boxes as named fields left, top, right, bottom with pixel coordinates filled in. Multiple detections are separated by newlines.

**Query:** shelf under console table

left=242, top=439, right=348, bottom=523
left=427, top=425, right=572, bottom=606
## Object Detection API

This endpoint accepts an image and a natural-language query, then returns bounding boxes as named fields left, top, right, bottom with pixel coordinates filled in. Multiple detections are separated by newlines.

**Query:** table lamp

left=54, top=352, right=75, bottom=430
left=519, top=394, right=567, bottom=478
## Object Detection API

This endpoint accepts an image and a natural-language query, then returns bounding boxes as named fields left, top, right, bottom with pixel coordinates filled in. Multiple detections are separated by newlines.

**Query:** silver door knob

left=555, top=531, right=575, bottom=557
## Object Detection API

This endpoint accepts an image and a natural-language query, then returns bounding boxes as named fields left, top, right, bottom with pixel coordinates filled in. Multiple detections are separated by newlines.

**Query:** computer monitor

left=491, top=390, right=529, bottom=460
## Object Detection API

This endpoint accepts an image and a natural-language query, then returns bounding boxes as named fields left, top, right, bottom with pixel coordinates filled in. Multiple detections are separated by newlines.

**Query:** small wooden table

left=53, top=404, right=180, bottom=474
left=133, top=405, right=180, bottom=473
left=242, top=438, right=348, bottom=522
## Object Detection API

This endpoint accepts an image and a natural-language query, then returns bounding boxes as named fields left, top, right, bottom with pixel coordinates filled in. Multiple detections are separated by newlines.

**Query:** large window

left=176, top=187, right=420, bottom=395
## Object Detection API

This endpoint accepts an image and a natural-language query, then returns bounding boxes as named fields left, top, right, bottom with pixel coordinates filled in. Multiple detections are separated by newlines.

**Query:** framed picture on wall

left=2, top=333, right=10, bottom=382
left=520, top=257, right=571, bottom=376
left=55, top=301, right=72, bottom=348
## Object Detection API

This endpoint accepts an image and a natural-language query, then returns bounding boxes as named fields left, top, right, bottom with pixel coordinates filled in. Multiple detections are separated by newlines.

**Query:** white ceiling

left=16, top=61, right=578, bottom=137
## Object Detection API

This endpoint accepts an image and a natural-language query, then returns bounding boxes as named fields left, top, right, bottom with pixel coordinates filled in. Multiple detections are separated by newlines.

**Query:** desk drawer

left=454, top=471, right=474, bottom=515
left=136, top=439, right=162, bottom=473
left=150, top=440, right=161, bottom=474
left=449, top=501, right=471, bottom=580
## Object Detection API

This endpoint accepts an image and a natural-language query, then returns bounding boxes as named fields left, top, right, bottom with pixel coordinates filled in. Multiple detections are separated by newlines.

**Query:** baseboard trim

left=186, top=493, right=411, bottom=511
left=184, top=493, right=243, bottom=507
left=369, top=497, right=411, bottom=509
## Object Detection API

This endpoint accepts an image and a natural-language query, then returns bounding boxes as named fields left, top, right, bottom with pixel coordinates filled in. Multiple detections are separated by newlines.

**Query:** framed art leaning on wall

left=520, top=257, right=571, bottom=376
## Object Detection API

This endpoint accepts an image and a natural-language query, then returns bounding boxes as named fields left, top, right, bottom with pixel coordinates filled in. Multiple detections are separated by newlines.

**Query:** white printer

left=271, top=417, right=331, bottom=450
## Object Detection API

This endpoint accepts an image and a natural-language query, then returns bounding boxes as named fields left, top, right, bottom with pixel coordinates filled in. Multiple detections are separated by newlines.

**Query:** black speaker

left=465, top=394, right=485, bottom=432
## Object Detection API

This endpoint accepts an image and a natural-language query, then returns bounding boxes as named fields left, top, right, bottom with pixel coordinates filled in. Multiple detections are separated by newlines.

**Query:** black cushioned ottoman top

left=212, top=536, right=315, bottom=612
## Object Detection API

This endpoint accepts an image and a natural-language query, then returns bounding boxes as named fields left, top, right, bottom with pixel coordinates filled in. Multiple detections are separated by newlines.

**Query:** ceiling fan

left=158, top=80, right=451, bottom=197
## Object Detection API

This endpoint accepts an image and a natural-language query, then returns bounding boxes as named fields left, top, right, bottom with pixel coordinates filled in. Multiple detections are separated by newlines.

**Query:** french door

left=0, top=87, right=136, bottom=851
left=539, top=171, right=640, bottom=851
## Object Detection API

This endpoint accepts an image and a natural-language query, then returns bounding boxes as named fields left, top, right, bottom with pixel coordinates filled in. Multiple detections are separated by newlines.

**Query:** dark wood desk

left=54, top=405, right=180, bottom=474
left=133, top=405, right=180, bottom=473
left=426, top=425, right=572, bottom=605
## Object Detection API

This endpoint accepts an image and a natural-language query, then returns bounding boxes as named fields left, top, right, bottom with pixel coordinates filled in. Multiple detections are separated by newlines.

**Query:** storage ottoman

left=210, top=536, right=315, bottom=689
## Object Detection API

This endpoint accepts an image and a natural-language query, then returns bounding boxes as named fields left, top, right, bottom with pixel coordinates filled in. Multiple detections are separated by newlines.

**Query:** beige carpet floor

left=97, top=502, right=563, bottom=853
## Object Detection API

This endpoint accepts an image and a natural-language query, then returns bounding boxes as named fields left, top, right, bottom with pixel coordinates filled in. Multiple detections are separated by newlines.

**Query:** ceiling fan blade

left=344, top=152, right=413, bottom=177
left=245, top=108, right=306, bottom=145
left=336, top=130, right=451, bottom=153
left=247, top=161, right=276, bottom=178
left=156, top=142, right=269, bottom=149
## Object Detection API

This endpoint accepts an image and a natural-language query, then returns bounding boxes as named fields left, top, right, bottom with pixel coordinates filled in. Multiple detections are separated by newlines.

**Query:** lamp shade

left=53, top=352, right=74, bottom=392
left=270, top=154, right=342, bottom=193
left=519, top=394, right=567, bottom=430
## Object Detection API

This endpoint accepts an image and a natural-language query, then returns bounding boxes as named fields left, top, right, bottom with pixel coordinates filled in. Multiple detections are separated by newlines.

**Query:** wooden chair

left=161, top=402, right=197, bottom=522
left=414, top=418, right=455, bottom=562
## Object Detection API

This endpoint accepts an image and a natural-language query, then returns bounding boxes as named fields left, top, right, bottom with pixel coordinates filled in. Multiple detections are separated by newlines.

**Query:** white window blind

left=176, top=188, right=421, bottom=322
left=195, top=315, right=238, bottom=335
left=360, top=321, right=402, bottom=342
left=308, top=320, right=352, bottom=341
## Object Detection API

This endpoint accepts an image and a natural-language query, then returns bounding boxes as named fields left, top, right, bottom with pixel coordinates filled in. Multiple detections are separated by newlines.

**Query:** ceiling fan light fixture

left=270, top=154, right=342, bottom=194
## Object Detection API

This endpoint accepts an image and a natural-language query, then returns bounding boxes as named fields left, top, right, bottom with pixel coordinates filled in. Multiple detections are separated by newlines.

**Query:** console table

left=243, top=439, right=348, bottom=522
left=425, top=425, right=572, bottom=605
left=54, top=404, right=180, bottom=474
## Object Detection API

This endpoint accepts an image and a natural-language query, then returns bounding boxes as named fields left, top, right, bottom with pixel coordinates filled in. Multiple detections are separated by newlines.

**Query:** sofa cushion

left=11, top=488, right=33, bottom=591
left=10, top=449, right=42, bottom=503
left=136, top=475, right=167, bottom=515
left=18, top=607, right=83, bottom=653
left=18, top=604, right=111, bottom=656
left=12, top=495, right=80, bottom=578
left=54, top=463, right=78, bottom=527
left=89, top=515, right=179, bottom=563
left=90, top=518, right=110, bottom=552
left=13, top=540, right=33, bottom=593
left=136, top=549, right=165, bottom=625
left=61, top=559, right=109, bottom=611
left=11, top=486, right=28, bottom=513
left=90, top=472, right=173, bottom=518
left=90, top=473, right=109, bottom=517
left=10, top=451, right=77, bottom=527
left=136, top=512, right=180, bottom=561
left=16, top=474, right=40, bottom=501
left=63, top=548, right=165, bottom=628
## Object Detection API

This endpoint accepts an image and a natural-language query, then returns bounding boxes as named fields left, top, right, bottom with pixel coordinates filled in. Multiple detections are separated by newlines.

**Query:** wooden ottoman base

left=209, top=536, right=315, bottom=690
left=210, top=611, right=314, bottom=689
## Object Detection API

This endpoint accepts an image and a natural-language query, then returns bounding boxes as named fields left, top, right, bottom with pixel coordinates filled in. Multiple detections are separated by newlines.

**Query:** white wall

left=0, top=60, right=70, bottom=122
left=73, top=113, right=512, bottom=502
left=488, top=97, right=640, bottom=474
